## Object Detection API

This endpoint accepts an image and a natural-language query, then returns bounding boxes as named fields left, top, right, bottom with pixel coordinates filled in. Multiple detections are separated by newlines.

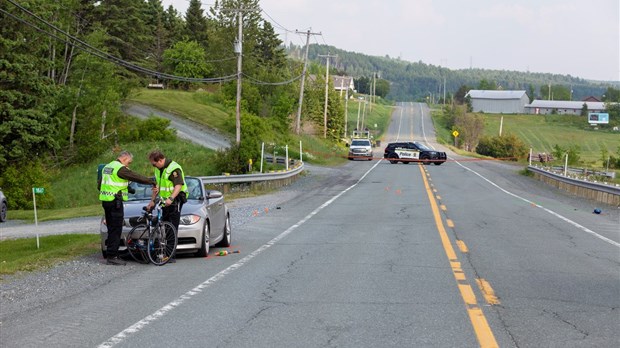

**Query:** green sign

left=34, top=187, right=45, bottom=194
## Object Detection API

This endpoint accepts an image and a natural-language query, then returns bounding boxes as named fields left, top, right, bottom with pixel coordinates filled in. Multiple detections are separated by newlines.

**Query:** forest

left=1, top=0, right=618, bottom=210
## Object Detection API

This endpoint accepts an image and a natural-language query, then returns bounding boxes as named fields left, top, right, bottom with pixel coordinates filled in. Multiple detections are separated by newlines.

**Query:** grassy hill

left=432, top=108, right=619, bottom=170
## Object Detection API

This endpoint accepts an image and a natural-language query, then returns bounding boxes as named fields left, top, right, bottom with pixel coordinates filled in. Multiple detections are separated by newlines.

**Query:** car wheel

left=388, top=153, right=399, bottom=164
left=434, top=162, right=443, bottom=165
left=0, top=201, right=6, bottom=222
left=420, top=154, right=431, bottom=165
left=196, top=221, right=210, bottom=257
left=216, top=214, right=231, bottom=247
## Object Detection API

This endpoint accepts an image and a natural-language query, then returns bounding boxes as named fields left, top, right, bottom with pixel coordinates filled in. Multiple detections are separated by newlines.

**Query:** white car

left=100, top=176, right=231, bottom=258
left=347, top=138, right=373, bottom=160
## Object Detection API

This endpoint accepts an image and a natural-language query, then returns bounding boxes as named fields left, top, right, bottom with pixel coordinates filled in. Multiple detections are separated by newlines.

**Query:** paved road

left=2, top=103, right=618, bottom=347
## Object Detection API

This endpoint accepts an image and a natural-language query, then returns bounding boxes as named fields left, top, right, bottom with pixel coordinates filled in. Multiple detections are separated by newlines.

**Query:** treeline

left=300, top=44, right=618, bottom=102
left=0, top=0, right=349, bottom=209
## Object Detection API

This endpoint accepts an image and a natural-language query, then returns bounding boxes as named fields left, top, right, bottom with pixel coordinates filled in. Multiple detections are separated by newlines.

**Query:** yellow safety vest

left=99, top=161, right=129, bottom=201
left=154, top=161, right=188, bottom=199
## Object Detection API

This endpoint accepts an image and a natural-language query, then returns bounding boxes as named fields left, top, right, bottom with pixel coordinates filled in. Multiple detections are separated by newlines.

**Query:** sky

left=162, top=0, right=620, bottom=82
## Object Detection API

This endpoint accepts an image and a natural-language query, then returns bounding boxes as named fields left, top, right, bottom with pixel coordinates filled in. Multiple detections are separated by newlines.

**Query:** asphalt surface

left=1, top=103, right=618, bottom=348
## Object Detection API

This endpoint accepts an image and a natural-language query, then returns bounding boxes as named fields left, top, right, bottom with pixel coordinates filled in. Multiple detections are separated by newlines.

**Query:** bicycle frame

left=125, top=197, right=178, bottom=266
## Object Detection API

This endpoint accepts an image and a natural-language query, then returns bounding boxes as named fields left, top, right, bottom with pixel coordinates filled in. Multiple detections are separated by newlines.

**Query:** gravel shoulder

left=0, top=164, right=343, bottom=322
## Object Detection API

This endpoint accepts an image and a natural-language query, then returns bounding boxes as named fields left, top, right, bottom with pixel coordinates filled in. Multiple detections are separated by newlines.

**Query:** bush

left=0, top=161, right=55, bottom=210
left=476, top=133, right=527, bottom=160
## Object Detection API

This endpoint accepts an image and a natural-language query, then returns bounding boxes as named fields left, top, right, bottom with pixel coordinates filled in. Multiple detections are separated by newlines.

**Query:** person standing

left=147, top=150, right=188, bottom=263
left=99, top=151, right=156, bottom=266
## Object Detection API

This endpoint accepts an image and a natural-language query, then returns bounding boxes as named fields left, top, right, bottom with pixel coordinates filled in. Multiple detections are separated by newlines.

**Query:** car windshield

left=351, top=140, right=370, bottom=146
left=127, top=177, right=203, bottom=201
left=414, top=142, right=431, bottom=151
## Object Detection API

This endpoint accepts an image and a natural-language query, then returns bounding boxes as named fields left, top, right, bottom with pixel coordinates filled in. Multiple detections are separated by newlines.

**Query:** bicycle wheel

left=148, top=221, right=177, bottom=266
left=125, top=224, right=150, bottom=264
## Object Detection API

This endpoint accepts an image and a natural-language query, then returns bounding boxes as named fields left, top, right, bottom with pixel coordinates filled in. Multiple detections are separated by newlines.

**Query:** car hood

left=122, top=199, right=205, bottom=218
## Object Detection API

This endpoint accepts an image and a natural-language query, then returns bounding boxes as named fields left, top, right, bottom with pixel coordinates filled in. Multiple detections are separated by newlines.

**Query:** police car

left=383, top=142, right=447, bottom=165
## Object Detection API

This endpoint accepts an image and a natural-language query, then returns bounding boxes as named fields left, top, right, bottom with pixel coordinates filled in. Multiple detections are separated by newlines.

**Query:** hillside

left=289, top=44, right=619, bottom=102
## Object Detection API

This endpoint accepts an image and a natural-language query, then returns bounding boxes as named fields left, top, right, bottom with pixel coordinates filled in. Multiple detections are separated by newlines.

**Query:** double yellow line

left=418, top=165, right=499, bottom=348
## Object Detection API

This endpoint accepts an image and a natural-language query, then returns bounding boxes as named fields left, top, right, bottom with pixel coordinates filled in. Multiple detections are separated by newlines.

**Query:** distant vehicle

left=384, top=142, right=447, bottom=165
left=100, top=176, right=231, bottom=258
left=347, top=138, right=373, bottom=160
left=0, top=190, right=6, bottom=222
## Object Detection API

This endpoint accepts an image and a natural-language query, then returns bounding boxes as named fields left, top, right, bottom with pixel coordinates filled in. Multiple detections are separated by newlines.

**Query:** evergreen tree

left=0, top=1, right=60, bottom=167
left=184, top=0, right=209, bottom=49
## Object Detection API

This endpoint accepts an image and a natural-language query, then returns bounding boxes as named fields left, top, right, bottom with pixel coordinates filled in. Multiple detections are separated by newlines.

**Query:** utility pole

left=295, top=29, right=321, bottom=135
left=443, top=76, right=446, bottom=106
left=318, top=53, right=337, bottom=138
left=344, top=78, right=349, bottom=138
left=234, top=10, right=243, bottom=144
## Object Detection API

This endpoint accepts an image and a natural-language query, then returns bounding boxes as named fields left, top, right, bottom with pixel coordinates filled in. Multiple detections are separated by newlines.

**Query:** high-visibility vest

left=99, top=160, right=129, bottom=201
left=154, top=161, right=188, bottom=199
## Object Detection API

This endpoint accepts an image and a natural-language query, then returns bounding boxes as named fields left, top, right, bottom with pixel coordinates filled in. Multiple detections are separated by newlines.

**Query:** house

left=582, top=96, right=602, bottom=102
left=307, top=75, right=356, bottom=97
left=465, top=90, right=529, bottom=114
left=332, top=75, right=355, bottom=96
left=525, top=100, right=606, bottom=115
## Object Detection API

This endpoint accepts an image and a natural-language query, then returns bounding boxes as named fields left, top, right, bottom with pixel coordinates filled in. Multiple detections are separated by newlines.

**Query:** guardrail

left=527, top=165, right=620, bottom=206
left=199, top=161, right=304, bottom=193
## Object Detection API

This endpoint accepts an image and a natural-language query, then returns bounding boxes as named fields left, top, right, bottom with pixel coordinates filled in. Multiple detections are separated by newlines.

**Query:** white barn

left=525, top=100, right=606, bottom=115
left=466, top=90, right=529, bottom=114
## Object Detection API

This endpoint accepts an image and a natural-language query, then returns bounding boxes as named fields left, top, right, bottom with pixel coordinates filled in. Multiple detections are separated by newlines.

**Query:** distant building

left=582, top=96, right=602, bottom=102
left=525, top=100, right=606, bottom=115
left=333, top=75, right=355, bottom=96
left=465, top=90, right=529, bottom=114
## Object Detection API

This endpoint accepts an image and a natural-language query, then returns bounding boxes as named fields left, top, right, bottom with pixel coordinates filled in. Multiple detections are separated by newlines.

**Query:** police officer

left=147, top=150, right=188, bottom=263
left=99, top=151, right=156, bottom=266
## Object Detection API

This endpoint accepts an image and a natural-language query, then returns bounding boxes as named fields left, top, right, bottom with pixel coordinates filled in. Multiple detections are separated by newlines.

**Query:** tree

left=454, top=112, right=484, bottom=151
left=580, top=103, right=588, bottom=117
left=184, top=0, right=209, bottom=49
left=540, top=84, right=570, bottom=100
left=89, top=0, right=152, bottom=62
left=478, top=79, right=497, bottom=90
left=454, top=85, right=470, bottom=104
left=0, top=2, right=60, bottom=167
left=163, top=40, right=211, bottom=89
left=602, top=87, right=620, bottom=102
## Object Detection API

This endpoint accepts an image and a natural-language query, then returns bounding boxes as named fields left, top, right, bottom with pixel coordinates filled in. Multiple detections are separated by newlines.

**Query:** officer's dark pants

left=102, top=200, right=124, bottom=258
left=162, top=201, right=183, bottom=258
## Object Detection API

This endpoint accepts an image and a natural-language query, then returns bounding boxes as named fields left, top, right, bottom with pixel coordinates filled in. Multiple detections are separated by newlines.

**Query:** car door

left=205, top=189, right=225, bottom=241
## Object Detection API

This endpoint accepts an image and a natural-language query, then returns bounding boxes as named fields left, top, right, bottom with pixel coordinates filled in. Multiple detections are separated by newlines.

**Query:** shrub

left=476, top=133, right=527, bottom=160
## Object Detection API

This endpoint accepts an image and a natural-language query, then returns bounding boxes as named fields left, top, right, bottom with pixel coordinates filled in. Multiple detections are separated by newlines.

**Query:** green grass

left=0, top=234, right=100, bottom=278
left=432, top=109, right=619, bottom=167
left=128, top=89, right=232, bottom=135
left=8, top=205, right=102, bottom=223
left=479, top=114, right=619, bottom=164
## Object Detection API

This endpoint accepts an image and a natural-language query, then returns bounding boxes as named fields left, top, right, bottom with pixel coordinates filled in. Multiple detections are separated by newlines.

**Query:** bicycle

left=124, top=197, right=178, bottom=266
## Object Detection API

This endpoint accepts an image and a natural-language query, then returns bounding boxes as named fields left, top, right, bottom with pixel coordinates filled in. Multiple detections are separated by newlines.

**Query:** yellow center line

left=418, top=164, right=498, bottom=348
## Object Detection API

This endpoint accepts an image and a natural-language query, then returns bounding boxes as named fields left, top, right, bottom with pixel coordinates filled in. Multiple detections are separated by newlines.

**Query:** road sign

left=33, top=187, right=45, bottom=194
left=452, top=130, right=459, bottom=137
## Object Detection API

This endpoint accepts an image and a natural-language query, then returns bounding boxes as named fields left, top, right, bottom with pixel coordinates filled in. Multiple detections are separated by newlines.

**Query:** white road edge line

left=97, top=161, right=382, bottom=348
left=417, top=102, right=618, bottom=248
left=454, top=160, right=620, bottom=248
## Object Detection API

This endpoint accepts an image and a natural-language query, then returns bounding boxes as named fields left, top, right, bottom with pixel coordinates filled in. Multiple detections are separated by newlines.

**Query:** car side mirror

left=206, top=190, right=223, bottom=200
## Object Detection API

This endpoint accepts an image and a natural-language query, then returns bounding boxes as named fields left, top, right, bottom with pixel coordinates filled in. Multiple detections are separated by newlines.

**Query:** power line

left=3, top=1, right=238, bottom=83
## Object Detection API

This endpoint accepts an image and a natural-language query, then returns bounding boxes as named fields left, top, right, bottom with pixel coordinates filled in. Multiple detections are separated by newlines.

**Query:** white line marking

left=416, top=103, right=617, bottom=248
left=98, top=162, right=382, bottom=348
left=454, top=160, right=620, bottom=248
